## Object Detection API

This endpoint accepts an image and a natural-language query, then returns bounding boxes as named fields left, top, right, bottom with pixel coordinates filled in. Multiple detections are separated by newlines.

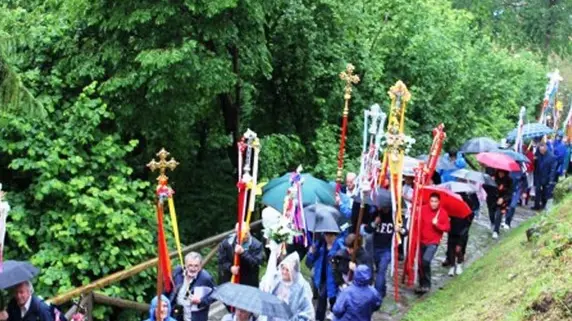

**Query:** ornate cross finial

left=339, top=64, right=360, bottom=101
left=147, top=148, right=179, bottom=183
left=388, top=80, right=411, bottom=103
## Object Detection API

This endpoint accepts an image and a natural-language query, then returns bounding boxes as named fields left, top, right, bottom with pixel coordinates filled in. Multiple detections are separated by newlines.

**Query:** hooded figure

left=332, top=265, right=381, bottom=321
left=265, top=252, right=314, bottom=321
left=144, top=295, right=177, bottom=321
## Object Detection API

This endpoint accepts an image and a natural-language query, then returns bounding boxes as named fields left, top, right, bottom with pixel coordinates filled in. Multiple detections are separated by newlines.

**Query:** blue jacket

left=7, top=296, right=54, bottom=321
left=143, top=295, right=177, bottom=321
left=332, top=265, right=381, bottom=321
left=440, top=154, right=467, bottom=183
left=553, top=139, right=568, bottom=174
left=305, top=237, right=344, bottom=298
left=168, top=267, right=215, bottom=321
left=534, top=151, right=558, bottom=186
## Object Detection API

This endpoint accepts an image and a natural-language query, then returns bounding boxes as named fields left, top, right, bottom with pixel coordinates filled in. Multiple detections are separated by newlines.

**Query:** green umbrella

left=261, top=173, right=335, bottom=212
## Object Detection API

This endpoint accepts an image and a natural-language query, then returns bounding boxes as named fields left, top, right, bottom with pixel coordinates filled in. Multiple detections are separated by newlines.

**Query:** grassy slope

left=402, top=196, right=572, bottom=321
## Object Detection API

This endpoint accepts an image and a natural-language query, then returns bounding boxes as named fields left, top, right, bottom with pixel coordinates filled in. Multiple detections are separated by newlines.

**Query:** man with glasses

left=168, top=252, right=215, bottom=321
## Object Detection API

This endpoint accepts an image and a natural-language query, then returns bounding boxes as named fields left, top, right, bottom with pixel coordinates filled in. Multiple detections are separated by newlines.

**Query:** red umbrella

left=476, top=152, right=520, bottom=172
left=420, top=186, right=472, bottom=218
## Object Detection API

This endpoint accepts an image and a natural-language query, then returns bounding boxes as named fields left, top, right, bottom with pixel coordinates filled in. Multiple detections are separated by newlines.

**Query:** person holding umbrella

left=533, top=142, right=558, bottom=210
left=0, top=281, right=53, bottom=321
left=305, top=231, right=343, bottom=321
left=491, top=170, right=512, bottom=239
left=416, top=193, right=450, bottom=294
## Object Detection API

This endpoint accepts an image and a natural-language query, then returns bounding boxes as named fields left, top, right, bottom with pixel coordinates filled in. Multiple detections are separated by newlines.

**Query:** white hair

left=185, top=251, right=203, bottom=264
left=346, top=172, right=357, bottom=180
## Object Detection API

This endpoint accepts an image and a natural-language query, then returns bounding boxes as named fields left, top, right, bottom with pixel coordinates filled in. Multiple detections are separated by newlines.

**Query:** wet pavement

left=208, top=206, right=538, bottom=321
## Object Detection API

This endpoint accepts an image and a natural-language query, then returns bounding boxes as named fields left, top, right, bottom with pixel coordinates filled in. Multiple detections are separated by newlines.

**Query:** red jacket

left=420, top=205, right=450, bottom=245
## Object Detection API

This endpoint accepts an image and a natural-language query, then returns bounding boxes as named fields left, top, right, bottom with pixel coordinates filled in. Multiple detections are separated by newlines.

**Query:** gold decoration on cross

left=388, top=80, right=411, bottom=103
left=147, top=148, right=179, bottom=182
left=339, top=64, right=360, bottom=101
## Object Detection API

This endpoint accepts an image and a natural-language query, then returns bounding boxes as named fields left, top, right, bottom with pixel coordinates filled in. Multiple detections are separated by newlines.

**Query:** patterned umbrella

left=493, top=149, right=530, bottom=163
left=506, top=123, right=554, bottom=142
left=460, top=137, right=500, bottom=154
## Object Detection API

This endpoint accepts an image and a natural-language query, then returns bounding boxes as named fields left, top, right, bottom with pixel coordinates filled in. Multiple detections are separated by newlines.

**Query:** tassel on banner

left=168, top=197, right=184, bottom=268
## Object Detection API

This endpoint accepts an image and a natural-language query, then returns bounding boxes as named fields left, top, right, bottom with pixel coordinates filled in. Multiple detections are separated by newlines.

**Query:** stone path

left=208, top=206, right=538, bottom=321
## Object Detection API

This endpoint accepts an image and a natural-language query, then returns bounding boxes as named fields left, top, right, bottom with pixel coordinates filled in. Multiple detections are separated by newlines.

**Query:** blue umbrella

left=0, top=261, right=39, bottom=289
left=506, top=123, right=554, bottom=142
left=460, top=137, right=500, bottom=154
left=493, top=149, right=530, bottom=163
left=262, top=173, right=335, bottom=212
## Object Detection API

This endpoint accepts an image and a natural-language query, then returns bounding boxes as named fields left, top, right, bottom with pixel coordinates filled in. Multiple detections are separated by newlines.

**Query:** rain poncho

left=332, top=265, right=381, bottom=321
left=264, top=252, right=314, bottom=321
left=144, top=295, right=177, bottom=321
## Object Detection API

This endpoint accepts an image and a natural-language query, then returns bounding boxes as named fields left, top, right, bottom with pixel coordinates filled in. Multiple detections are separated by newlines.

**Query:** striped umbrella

left=506, top=123, right=554, bottom=142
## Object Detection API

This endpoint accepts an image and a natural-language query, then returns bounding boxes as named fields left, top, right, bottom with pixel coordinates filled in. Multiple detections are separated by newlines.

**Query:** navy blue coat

left=168, top=267, right=215, bottom=321
left=534, top=151, right=557, bottom=186
left=6, top=296, right=54, bottom=321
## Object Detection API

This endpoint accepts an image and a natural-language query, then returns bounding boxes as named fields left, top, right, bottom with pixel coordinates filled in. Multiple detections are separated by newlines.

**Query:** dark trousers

left=487, top=202, right=497, bottom=225
left=316, top=285, right=336, bottom=321
left=446, top=235, right=464, bottom=265
left=493, top=208, right=504, bottom=233
left=505, top=207, right=516, bottom=227
left=419, top=244, right=438, bottom=289
left=534, top=184, right=549, bottom=209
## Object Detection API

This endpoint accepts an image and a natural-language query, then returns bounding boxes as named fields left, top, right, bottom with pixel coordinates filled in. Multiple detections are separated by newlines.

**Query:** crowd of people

left=0, top=133, right=569, bottom=321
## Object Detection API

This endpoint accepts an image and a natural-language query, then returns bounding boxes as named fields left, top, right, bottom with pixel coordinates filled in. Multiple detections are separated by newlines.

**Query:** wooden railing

left=49, top=220, right=262, bottom=320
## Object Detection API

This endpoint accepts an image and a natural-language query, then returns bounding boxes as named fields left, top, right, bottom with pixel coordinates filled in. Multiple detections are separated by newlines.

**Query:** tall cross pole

left=336, top=63, right=360, bottom=192
left=147, top=148, right=179, bottom=320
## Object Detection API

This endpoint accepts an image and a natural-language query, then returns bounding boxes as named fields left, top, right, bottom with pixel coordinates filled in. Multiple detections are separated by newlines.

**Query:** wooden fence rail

left=47, top=220, right=261, bottom=316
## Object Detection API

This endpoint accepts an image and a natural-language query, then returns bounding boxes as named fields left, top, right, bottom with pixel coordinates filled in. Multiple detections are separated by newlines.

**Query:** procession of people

left=0, top=71, right=571, bottom=321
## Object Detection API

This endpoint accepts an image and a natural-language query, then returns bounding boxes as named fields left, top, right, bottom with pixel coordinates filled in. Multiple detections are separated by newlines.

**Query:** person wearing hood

left=332, top=265, right=381, bottom=321
left=552, top=132, right=567, bottom=178
left=144, top=295, right=177, bottom=321
left=265, top=252, right=314, bottom=321
left=305, top=232, right=343, bottom=321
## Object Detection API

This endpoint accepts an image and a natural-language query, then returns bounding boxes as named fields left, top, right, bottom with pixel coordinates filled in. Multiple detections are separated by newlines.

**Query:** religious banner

left=233, top=129, right=260, bottom=283
left=353, top=104, right=386, bottom=275
left=147, top=148, right=179, bottom=317
left=382, top=81, right=415, bottom=301
left=540, top=69, right=563, bottom=127
left=336, top=64, right=360, bottom=192
left=283, top=166, right=307, bottom=246
left=0, top=184, right=9, bottom=272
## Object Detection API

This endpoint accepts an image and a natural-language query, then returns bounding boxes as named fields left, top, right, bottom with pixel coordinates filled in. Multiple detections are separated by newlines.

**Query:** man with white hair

left=0, top=281, right=54, bottom=321
left=168, top=252, right=215, bottom=321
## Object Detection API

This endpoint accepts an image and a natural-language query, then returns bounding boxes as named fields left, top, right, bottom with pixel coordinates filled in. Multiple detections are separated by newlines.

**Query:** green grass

left=402, top=196, right=572, bottom=321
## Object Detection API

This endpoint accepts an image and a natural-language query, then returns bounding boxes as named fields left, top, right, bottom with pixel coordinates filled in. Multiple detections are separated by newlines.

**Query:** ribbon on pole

left=423, top=124, right=446, bottom=185
left=383, top=81, right=413, bottom=301
left=147, top=148, right=179, bottom=319
left=336, top=64, right=360, bottom=192
left=232, top=129, right=258, bottom=284
left=0, top=184, right=9, bottom=273
left=564, top=98, right=572, bottom=141
left=514, top=107, right=526, bottom=153
left=283, top=166, right=306, bottom=246
left=352, top=104, right=386, bottom=275
left=540, top=69, right=562, bottom=126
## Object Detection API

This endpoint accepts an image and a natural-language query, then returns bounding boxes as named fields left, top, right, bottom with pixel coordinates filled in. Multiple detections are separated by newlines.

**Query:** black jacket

left=6, top=296, right=54, bottom=321
left=331, top=248, right=374, bottom=287
left=217, top=234, right=263, bottom=287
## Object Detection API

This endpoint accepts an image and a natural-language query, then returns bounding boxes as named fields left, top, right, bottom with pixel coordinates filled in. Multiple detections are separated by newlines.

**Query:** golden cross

left=339, top=64, right=360, bottom=101
left=147, top=148, right=179, bottom=182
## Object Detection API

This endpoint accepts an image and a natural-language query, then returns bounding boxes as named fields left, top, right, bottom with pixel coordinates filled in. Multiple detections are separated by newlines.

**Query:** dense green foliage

left=0, top=0, right=559, bottom=316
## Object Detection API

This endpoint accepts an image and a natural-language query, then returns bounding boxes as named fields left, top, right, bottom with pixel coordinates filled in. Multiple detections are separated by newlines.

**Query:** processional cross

left=147, top=148, right=179, bottom=183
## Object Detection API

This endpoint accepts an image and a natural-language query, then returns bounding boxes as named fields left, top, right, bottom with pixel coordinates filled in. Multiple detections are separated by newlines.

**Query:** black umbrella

left=212, top=283, right=293, bottom=319
left=460, top=137, right=500, bottom=154
left=304, top=204, right=342, bottom=233
left=0, top=261, right=39, bottom=289
left=450, top=169, right=497, bottom=187
left=353, top=188, right=392, bottom=209
left=417, top=154, right=457, bottom=171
